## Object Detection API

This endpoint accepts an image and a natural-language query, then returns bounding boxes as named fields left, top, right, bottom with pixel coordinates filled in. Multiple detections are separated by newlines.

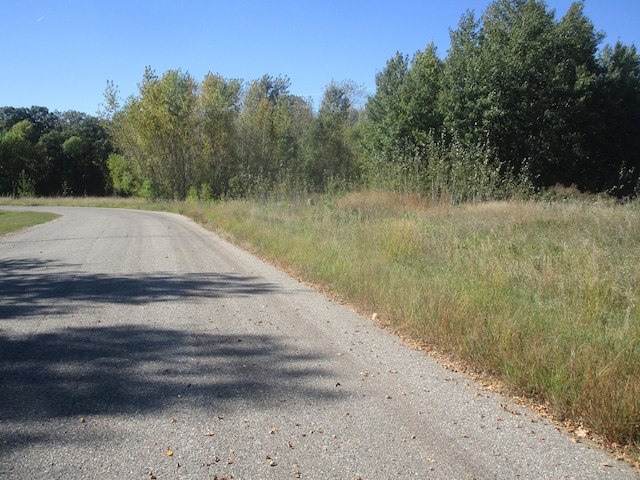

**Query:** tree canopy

left=0, top=107, right=111, bottom=196
left=2, top=0, right=638, bottom=200
left=363, top=0, right=640, bottom=199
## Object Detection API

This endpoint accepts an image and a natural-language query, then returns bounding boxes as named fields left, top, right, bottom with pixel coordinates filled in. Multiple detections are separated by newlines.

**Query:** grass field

left=0, top=210, right=59, bottom=236
left=182, top=192, right=640, bottom=458
left=2, top=193, right=638, bottom=460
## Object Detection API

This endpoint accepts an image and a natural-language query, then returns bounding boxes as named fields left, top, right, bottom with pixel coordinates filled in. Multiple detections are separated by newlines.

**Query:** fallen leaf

left=204, top=432, right=215, bottom=437
left=600, top=462, right=613, bottom=467
left=166, top=448, right=173, bottom=456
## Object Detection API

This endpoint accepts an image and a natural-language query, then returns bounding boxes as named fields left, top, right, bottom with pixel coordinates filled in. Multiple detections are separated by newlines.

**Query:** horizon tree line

left=2, top=0, right=639, bottom=201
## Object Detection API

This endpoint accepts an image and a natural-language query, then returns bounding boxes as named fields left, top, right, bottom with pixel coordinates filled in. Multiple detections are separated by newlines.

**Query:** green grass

left=0, top=210, right=59, bottom=236
left=2, top=193, right=638, bottom=458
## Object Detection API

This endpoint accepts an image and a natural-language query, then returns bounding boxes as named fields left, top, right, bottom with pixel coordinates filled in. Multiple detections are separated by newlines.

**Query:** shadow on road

left=0, top=257, right=280, bottom=319
left=0, top=325, right=339, bottom=448
left=0, top=258, right=339, bottom=451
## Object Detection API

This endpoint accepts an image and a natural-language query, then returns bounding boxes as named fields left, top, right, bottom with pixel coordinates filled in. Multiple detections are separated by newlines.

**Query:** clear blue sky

left=1, top=0, right=638, bottom=115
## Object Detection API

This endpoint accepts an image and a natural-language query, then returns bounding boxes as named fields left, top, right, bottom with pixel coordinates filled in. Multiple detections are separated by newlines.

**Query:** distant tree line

left=2, top=0, right=639, bottom=200
left=0, top=107, right=111, bottom=197
left=102, top=70, right=363, bottom=200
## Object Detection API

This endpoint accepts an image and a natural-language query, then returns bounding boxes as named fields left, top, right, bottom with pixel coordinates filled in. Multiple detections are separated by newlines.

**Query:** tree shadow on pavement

left=0, top=257, right=340, bottom=452
left=0, top=325, right=340, bottom=449
left=0, top=257, right=281, bottom=319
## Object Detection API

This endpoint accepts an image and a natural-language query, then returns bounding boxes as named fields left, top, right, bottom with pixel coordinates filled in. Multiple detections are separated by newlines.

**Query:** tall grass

left=196, top=192, right=639, bottom=452
left=3, top=193, right=638, bottom=454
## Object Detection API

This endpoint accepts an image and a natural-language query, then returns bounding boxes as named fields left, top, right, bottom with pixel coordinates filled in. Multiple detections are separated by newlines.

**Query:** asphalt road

left=0, top=206, right=637, bottom=480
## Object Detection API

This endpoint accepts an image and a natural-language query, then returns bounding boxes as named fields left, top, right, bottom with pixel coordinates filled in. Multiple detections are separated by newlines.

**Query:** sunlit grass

left=0, top=210, right=59, bottom=235
left=196, top=193, right=640, bottom=452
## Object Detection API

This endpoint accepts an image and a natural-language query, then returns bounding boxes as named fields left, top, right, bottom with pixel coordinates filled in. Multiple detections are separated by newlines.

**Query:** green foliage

left=108, top=69, right=348, bottom=200
left=304, top=80, right=363, bottom=191
left=107, top=154, right=138, bottom=196
left=17, top=169, right=36, bottom=198
left=0, top=120, right=41, bottom=196
left=594, top=42, right=640, bottom=196
left=186, top=186, right=199, bottom=203
left=62, top=136, right=87, bottom=158
left=363, top=52, right=410, bottom=162
left=138, top=179, right=156, bottom=201
left=0, top=107, right=111, bottom=197
left=199, top=183, right=213, bottom=202
left=119, top=67, right=200, bottom=199
left=363, top=0, right=640, bottom=199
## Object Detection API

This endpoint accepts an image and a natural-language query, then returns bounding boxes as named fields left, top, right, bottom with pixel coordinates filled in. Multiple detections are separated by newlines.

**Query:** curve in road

left=0, top=206, right=636, bottom=479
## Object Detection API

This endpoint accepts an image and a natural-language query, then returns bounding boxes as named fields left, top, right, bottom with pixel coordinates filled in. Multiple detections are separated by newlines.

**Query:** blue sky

left=1, top=1, right=638, bottom=115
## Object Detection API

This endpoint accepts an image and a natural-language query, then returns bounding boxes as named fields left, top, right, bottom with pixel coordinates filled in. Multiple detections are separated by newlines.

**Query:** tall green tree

left=363, top=52, right=410, bottom=163
left=363, top=45, right=444, bottom=191
left=0, top=120, right=42, bottom=196
left=199, top=73, right=243, bottom=196
left=237, top=74, right=303, bottom=195
left=442, top=0, right=605, bottom=190
left=305, top=80, right=363, bottom=190
left=403, top=43, right=444, bottom=146
left=118, top=68, right=199, bottom=199
left=593, top=42, right=640, bottom=195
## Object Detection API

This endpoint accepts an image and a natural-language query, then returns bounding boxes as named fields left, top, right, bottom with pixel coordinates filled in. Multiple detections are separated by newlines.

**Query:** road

left=0, top=206, right=636, bottom=479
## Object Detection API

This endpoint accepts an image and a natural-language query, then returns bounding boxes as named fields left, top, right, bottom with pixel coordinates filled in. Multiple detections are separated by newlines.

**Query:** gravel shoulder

left=0, top=206, right=637, bottom=479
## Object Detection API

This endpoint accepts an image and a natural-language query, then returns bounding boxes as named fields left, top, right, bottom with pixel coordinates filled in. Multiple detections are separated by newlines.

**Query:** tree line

left=2, top=0, right=639, bottom=200
left=363, top=0, right=640, bottom=200
left=102, top=70, right=364, bottom=200
left=0, top=107, right=111, bottom=197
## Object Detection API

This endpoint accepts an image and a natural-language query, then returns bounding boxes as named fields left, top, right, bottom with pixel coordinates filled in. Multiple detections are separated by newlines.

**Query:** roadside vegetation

left=0, top=210, right=59, bottom=236
left=189, top=192, right=640, bottom=458
left=1, top=0, right=639, bottom=464
left=3, top=192, right=637, bottom=462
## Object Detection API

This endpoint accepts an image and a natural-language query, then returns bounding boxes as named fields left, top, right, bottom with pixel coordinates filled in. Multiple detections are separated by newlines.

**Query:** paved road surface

left=0, top=206, right=637, bottom=479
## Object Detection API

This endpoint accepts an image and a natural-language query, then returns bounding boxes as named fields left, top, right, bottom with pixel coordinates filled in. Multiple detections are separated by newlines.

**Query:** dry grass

left=197, top=193, right=640, bottom=458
